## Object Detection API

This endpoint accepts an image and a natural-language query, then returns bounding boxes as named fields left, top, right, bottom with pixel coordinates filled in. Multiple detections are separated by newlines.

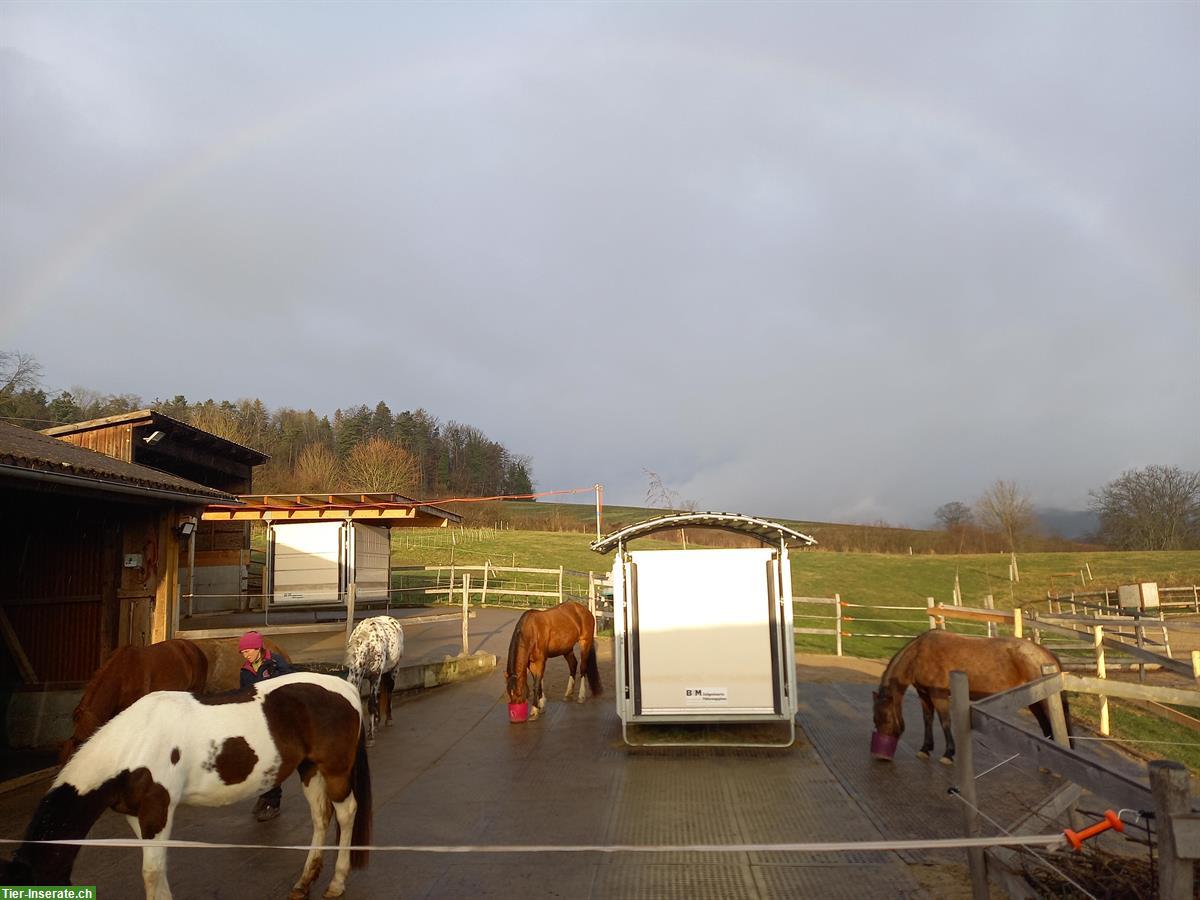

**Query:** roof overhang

left=590, top=512, right=817, bottom=554
left=201, top=492, right=461, bottom=526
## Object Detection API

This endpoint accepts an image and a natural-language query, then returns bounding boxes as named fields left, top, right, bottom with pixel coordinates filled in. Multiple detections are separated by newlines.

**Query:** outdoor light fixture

left=144, top=430, right=166, bottom=446
left=178, top=520, right=196, bottom=537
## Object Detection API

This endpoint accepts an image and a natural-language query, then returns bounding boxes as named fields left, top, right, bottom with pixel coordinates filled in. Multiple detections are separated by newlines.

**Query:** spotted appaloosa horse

left=871, top=630, right=1074, bottom=764
left=506, top=602, right=601, bottom=721
left=60, top=639, right=209, bottom=764
left=345, top=616, right=404, bottom=746
left=2, top=672, right=372, bottom=900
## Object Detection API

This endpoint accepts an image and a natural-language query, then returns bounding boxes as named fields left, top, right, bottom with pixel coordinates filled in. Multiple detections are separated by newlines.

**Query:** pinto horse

left=505, top=602, right=601, bottom=720
left=4, top=672, right=372, bottom=900
left=345, top=616, right=405, bottom=746
left=871, top=630, right=1073, bottom=764
left=60, top=639, right=209, bottom=764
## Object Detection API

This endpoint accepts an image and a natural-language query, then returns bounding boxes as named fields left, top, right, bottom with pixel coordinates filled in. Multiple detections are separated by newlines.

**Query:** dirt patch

left=796, top=652, right=884, bottom=685
left=909, top=862, right=1007, bottom=900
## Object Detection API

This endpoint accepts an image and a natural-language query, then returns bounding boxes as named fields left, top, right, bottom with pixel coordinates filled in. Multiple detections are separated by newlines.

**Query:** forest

left=0, top=351, right=533, bottom=499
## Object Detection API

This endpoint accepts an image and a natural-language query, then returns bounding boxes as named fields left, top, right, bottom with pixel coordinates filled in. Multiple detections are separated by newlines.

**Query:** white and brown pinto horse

left=2, top=672, right=371, bottom=900
left=344, top=615, right=405, bottom=746
left=871, top=630, right=1073, bottom=764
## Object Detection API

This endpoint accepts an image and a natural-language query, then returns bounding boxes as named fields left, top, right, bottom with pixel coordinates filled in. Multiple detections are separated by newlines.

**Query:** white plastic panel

left=271, top=521, right=343, bottom=604
left=630, top=548, right=778, bottom=715
left=352, top=522, right=391, bottom=602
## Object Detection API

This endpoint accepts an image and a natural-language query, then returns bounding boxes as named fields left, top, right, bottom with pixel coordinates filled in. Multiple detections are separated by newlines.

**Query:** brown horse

left=60, top=638, right=209, bottom=764
left=871, top=630, right=1073, bottom=764
left=505, top=602, right=601, bottom=720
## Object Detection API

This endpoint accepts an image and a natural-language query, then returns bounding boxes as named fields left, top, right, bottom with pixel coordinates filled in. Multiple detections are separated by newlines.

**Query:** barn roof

left=42, top=409, right=269, bottom=466
left=590, top=512, right=817, bottom=553
left=0, top=421, right=238, bottom=503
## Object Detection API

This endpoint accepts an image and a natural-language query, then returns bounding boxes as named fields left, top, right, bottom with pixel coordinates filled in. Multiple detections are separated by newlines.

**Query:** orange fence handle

left=1063, top=810, right=1124, bottom=851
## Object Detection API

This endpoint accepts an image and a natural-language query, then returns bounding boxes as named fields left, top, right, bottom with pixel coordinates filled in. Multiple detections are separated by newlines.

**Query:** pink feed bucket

left=508, top=701, right=529, bottom=724
left=870, top=731, right=898, bottom=760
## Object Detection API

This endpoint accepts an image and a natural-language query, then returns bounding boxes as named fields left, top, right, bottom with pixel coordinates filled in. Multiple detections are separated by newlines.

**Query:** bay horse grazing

left=871, top=630, right=1073, bottom=765
left=60, top=639, right=209, bottom=764
left=345, top=616, right=405, bottom=746
left=4, top=672, right=372, bottom=900
left=506, top=602, right=601, bottom=721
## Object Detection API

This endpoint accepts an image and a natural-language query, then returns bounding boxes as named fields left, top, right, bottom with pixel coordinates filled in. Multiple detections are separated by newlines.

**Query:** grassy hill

left=449, top=499, right=1097, bottom=554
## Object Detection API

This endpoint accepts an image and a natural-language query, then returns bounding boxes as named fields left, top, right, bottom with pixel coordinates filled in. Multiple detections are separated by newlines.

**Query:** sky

left=2, top=1, right=1197, bottom=528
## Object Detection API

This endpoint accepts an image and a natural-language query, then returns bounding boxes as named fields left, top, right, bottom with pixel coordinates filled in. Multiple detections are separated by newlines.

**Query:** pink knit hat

left=238, top=631, right=264, bottom=651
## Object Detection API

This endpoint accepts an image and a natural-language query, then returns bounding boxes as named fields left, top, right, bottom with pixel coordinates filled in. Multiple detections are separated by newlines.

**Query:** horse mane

left=506, top=610, right=532, bottom=679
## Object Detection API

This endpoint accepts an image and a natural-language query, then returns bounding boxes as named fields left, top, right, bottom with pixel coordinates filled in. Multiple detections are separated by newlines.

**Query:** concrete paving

left=2, top=606, right=1103, bottom=899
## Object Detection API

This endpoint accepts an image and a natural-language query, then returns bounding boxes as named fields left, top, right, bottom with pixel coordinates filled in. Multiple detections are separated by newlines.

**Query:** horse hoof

left=288, top=889, right=309, bottom=900
left=915, top=751, right=929, bottom=760
left=322, top=886, right=345, bottom=899
left=939, top=756, right=954, bottom=766
left=366, top=738, right=375, bottom=748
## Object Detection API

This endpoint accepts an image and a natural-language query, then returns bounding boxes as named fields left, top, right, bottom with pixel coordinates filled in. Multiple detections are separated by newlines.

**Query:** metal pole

left=595, top=483, right=603, bottom=541
left=834, top=593, right=843, bottom=657
left=950, top=670, right=988, bottom=900
left=345, top=583, right=357, bottom=645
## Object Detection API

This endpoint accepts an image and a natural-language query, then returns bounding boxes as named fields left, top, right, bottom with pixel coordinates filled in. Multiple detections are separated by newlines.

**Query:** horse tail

left=584, top=642, right=602, bottom=696
left=506, top=611, right=532, bottom=678
left=350, top=723, right=372, bottom=868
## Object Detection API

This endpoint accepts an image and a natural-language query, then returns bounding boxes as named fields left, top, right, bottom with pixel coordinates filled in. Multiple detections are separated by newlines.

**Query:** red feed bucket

left=508, top=701, right=529, bottom=724
left=870, top=731, right=898, bottom=760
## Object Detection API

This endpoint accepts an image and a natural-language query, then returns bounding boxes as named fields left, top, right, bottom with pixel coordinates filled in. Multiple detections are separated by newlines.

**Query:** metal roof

left=202, top=492, right=461, bottom=524
left=590, top=512, right=818, bottom=553
left=0, top=421, right=238, bottom=503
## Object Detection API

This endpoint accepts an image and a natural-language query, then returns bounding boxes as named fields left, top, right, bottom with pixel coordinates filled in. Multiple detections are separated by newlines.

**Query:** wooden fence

left=950, top=668, right=1199, bottom=899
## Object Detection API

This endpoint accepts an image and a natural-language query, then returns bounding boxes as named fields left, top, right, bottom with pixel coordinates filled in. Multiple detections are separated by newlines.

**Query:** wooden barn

left=0, top=421, right=240, bottom=751
left=42, top=410, right=270, bottom=614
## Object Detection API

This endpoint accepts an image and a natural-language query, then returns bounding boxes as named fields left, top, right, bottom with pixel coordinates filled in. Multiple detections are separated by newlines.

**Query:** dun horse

left=60, top=639, right=209, bottom=764
left=505, top=602, right=601, bottom=721
left=3, top=672, right=372, bottom=900
left=871, top=630, right=1073, bottom=764
left=345, top=616, right=405, bottom=746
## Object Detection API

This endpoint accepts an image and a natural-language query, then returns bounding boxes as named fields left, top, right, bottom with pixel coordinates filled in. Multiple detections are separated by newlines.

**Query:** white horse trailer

left=267, top=520, right=391, bottom=606
left=591, top=513, right=816, bottom=746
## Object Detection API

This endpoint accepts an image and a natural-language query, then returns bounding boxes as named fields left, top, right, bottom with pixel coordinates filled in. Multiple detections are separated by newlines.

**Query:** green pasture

left=390, top=525, right=1200, bottom=657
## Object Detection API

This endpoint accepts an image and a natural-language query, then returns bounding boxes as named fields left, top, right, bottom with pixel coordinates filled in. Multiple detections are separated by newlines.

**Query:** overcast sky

left=2, top=1, right=1197, bottom=526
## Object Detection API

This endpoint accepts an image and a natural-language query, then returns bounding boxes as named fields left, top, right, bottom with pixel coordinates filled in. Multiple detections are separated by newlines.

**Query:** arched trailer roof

left=590, top=511, right=817, bottom=554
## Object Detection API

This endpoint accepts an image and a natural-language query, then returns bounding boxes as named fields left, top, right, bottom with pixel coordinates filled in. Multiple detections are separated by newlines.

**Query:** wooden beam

left=1061, top=673, right=1200, bottom=707
left=973, top=672, right=1064, bottom=717
left=971, top=706, right=1154, bottom=812
left=0, top=607, right=37, bottom=682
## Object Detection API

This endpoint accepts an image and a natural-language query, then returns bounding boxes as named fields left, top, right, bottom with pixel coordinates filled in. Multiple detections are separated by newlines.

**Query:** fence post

left=588, top=571, right=597, bottom=618
left=461, top=574, right=470, bottom=656
left=835, top=594, right=843, bottom=657
left=1093, top=625, right=1109, bottom=736
left=558, top=565, right=564, bottom=605
left=1013, top=606, right=1023, bottom=639
left=926, top=597, right=938, bottom=630
left=1149, top=760, right=1194, bottom=900
left=1191, top=650, right=1199, bottom=681
left=1041, top=663, right=1071, bottom=748
left=1136, top=618, right=1146, bottom=684
left=984, top=594, right=995, bottom=638
left=481, top=560, right=490, bottom=607
left=950, top=670, right=988, bottom=900
left=345, top=583, right=357, bottom=645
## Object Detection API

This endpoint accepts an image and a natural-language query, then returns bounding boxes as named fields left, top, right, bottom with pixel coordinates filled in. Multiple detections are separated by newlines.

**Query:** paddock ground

left=0, top=607, right=1152, bottom=899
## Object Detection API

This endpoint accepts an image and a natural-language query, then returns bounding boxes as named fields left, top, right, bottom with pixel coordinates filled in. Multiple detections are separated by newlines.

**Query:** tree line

left=0, top=351, right=534, bottom=499
left=936, top=469, right=1200, bottom=552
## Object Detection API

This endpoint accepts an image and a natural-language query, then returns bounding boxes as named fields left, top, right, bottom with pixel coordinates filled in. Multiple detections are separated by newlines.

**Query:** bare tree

left=294, top=443, right=342, bottom=492
left=344, top=437, right=419, bottom=493
left=0, top=351, right=42, bottom=396
left=975, top=480, right=1037, bottom=551
left=935, top=501, right=975, bottom=532
left=1089, top=465, right=1200, bottom=550
left=644, top=469, right=696, bottom=547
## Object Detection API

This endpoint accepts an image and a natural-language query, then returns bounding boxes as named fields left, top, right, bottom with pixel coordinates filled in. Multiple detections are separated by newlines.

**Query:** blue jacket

left=240, top=649, right=292, bottom=688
